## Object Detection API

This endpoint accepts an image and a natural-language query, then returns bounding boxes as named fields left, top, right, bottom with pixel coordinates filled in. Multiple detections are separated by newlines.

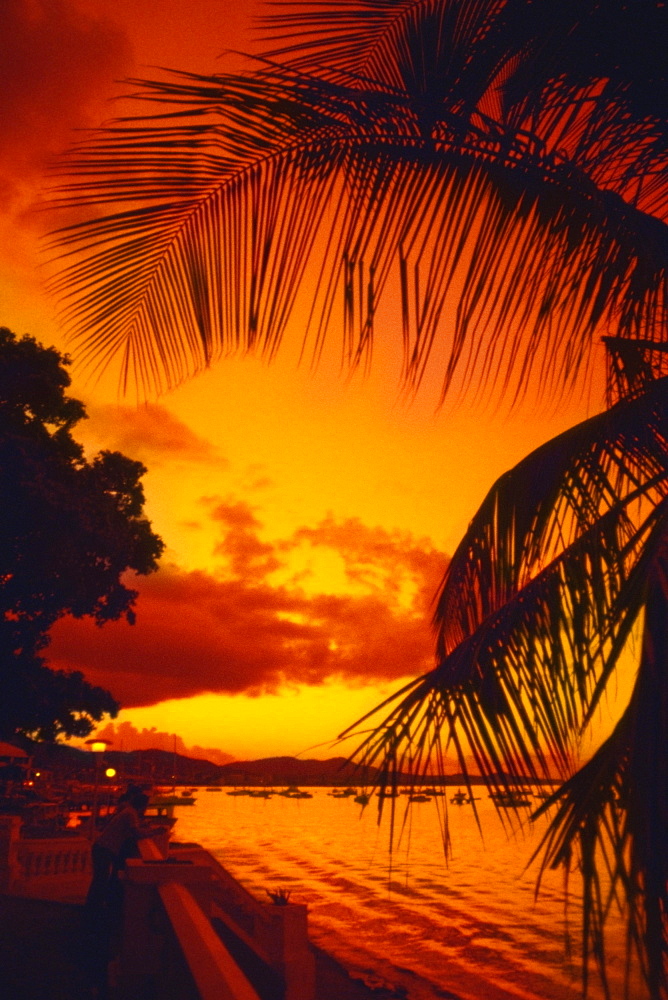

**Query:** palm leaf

left=260, top=1, right=668, bottom=182
left=343, top=379, right=668, bottom=784
left=49, top=57, right=668, bottom=398
left=339, top=378, right=668, bottom=994
left=533, top=546, right=668, bottom=998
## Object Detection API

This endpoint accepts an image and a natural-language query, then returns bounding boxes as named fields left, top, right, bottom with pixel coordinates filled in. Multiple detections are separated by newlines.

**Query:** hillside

left=20, top=742, right=540, bottom=787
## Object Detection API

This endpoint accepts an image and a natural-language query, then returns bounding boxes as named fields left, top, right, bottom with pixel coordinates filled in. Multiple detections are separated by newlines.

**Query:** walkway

left=0, top=894, right=92, bottom=1000
left=0, top=893, right=403, bottom=1000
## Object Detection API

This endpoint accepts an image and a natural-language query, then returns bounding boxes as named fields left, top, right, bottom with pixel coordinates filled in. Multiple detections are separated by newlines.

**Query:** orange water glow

left=172, top=789, right=637, bottom=1000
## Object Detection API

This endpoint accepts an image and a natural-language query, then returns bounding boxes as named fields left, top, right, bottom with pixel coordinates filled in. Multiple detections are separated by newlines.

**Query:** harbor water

left=172, top=788, right=634, bottom=1000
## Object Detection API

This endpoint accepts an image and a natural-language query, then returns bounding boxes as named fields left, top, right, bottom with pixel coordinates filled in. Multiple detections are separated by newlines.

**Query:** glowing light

left=105, top=767, right=117, bottom=778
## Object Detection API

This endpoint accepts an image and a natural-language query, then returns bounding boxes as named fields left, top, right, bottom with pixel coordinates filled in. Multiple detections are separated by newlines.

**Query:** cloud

left=47, top=504, right=448, bottom=708
left=211, top=499, right=282, bottom=580
left=289, top=514, right=444, bottom=603
left=86, top=403, right=223, bottom=466
left=94, top=720, right=235, bottom=766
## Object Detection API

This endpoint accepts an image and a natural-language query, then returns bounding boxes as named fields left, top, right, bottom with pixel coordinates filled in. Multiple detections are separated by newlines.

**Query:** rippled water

left=172, top=789, right=633, bottom=1000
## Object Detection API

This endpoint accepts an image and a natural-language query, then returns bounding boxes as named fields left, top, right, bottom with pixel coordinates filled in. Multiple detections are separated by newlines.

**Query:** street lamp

left=85, top=738, right=110, bottom=838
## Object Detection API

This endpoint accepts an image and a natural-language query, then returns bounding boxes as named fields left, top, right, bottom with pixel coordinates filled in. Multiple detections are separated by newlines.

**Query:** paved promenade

left=0, top=893, right=405, bottom=1000
left=0, top=895, right=91, bottom=1000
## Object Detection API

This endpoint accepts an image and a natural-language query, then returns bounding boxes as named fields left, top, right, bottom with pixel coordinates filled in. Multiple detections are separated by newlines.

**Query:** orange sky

left=1, top=0, right=616, bottom=762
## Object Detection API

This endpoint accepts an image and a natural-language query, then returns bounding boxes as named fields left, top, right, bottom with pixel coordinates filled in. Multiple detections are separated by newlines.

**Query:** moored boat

left=489, top=789, right=532, bottom=807
left=150, top=792, right=196, bottom=807
left=330, top=787, right=356, bottom=798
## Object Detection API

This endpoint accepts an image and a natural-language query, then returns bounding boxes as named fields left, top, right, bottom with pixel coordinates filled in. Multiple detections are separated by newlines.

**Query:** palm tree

left=49, top=1, right=668, bottom=994
left=348, top=361, right=668, bottom=997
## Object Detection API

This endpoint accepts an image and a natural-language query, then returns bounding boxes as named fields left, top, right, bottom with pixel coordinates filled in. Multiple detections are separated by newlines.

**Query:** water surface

left=173, top=789, right=632, bottom=1000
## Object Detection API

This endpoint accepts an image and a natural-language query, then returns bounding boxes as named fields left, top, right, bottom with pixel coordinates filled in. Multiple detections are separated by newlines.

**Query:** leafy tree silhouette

left=0, top=328, right=164, bottom=740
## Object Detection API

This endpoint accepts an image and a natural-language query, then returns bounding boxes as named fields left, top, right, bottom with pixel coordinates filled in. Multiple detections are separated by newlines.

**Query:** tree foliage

left=0, top=327, right=164, bottom=740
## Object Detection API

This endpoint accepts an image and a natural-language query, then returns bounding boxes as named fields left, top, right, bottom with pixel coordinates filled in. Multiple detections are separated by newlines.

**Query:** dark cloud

left=47, top=507, right=448, bottom=708
left=211, top=499, right=282, bottom=580
left=94, top=720, right=235, bottom=766
left=87, top=403, right=222, bottom=466
left=0, top=0, right=132, bottom=213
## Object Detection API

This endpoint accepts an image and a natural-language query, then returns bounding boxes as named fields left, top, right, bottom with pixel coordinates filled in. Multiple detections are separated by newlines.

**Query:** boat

left=276, top=786, right=313, bottom=799
left=450, top=789, right=468, bottom=805
left=489, top=790, right=533, bottom=808
left=276, top=786, right=303, bottom=797
left=205, top=787, right=223, bottom=792
left=409, top=794, right=432, bottom=803
left=330, top=787, right=356, bottom=798
left=354, top=793, right=370, bottom=806
left=150, top=793, right=196, bottom=807
left=147, top=791, right=196, bottom=818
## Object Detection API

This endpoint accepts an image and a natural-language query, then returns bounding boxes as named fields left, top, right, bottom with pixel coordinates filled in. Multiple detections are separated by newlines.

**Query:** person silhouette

left=84, top=790, right=154, bottom=911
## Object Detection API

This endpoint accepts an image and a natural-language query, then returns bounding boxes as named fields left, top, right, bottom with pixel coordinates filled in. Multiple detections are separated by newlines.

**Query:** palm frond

left=344, top=380, right=668, bottom=787
left=259, top=0, right=500, bottom=103
left=49, top=58, right=668, bottom=398
left=260, top=0, right=668, bottom=187
left=605, top=336, right=668, bottom=404
left=533, top=545, right=668, bottom=998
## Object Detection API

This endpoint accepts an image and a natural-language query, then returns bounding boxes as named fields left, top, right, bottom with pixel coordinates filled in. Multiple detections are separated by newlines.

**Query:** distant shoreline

left=27, top=739, right=560, bottom=790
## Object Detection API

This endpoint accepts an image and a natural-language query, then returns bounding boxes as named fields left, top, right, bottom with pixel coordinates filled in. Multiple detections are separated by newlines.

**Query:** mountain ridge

left=22, top=741, right=546, bottom=786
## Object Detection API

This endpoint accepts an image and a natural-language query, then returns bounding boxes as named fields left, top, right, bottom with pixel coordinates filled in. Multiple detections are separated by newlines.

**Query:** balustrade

left=0, top=816, right=316, bottom=1000
left=0, top=815, right=90, bottom=894
left=17, top=840, right=90, bottom=879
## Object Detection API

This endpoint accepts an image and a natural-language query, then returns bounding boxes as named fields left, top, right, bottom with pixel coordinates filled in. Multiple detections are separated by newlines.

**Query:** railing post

left=115, top=856, right=215, bottom=997
left=0, top=816, right=21, bottom=893
left=114, top=873, right=166, bottom=986
left=256, top=903, right=316, bottom=1000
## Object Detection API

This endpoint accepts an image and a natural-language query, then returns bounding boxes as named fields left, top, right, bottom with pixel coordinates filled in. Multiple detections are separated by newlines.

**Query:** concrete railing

left=119, top=842, right=316, bottom=1000
left=160, top=881, right=262, bottom=1000
left=168, top=843, right=316, bottom=1000
left=16, top=836, right=90, bottom=879
left=117, top=852, right=262, bottom=1000
left=1, top=816, right=316, bottom=1000
left=0, top=815, right=90, bottom=895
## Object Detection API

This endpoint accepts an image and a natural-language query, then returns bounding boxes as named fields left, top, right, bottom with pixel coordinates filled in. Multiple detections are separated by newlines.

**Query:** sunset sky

left=2, top=0, right=614, bottom=762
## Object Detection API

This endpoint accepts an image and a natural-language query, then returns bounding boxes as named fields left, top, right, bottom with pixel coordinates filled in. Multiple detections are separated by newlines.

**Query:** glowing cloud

left=94, top=720, right=235, bottom=766
left=86, top=403, right=224, bottom=466
left=47, top=503, right=447, bottom=708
